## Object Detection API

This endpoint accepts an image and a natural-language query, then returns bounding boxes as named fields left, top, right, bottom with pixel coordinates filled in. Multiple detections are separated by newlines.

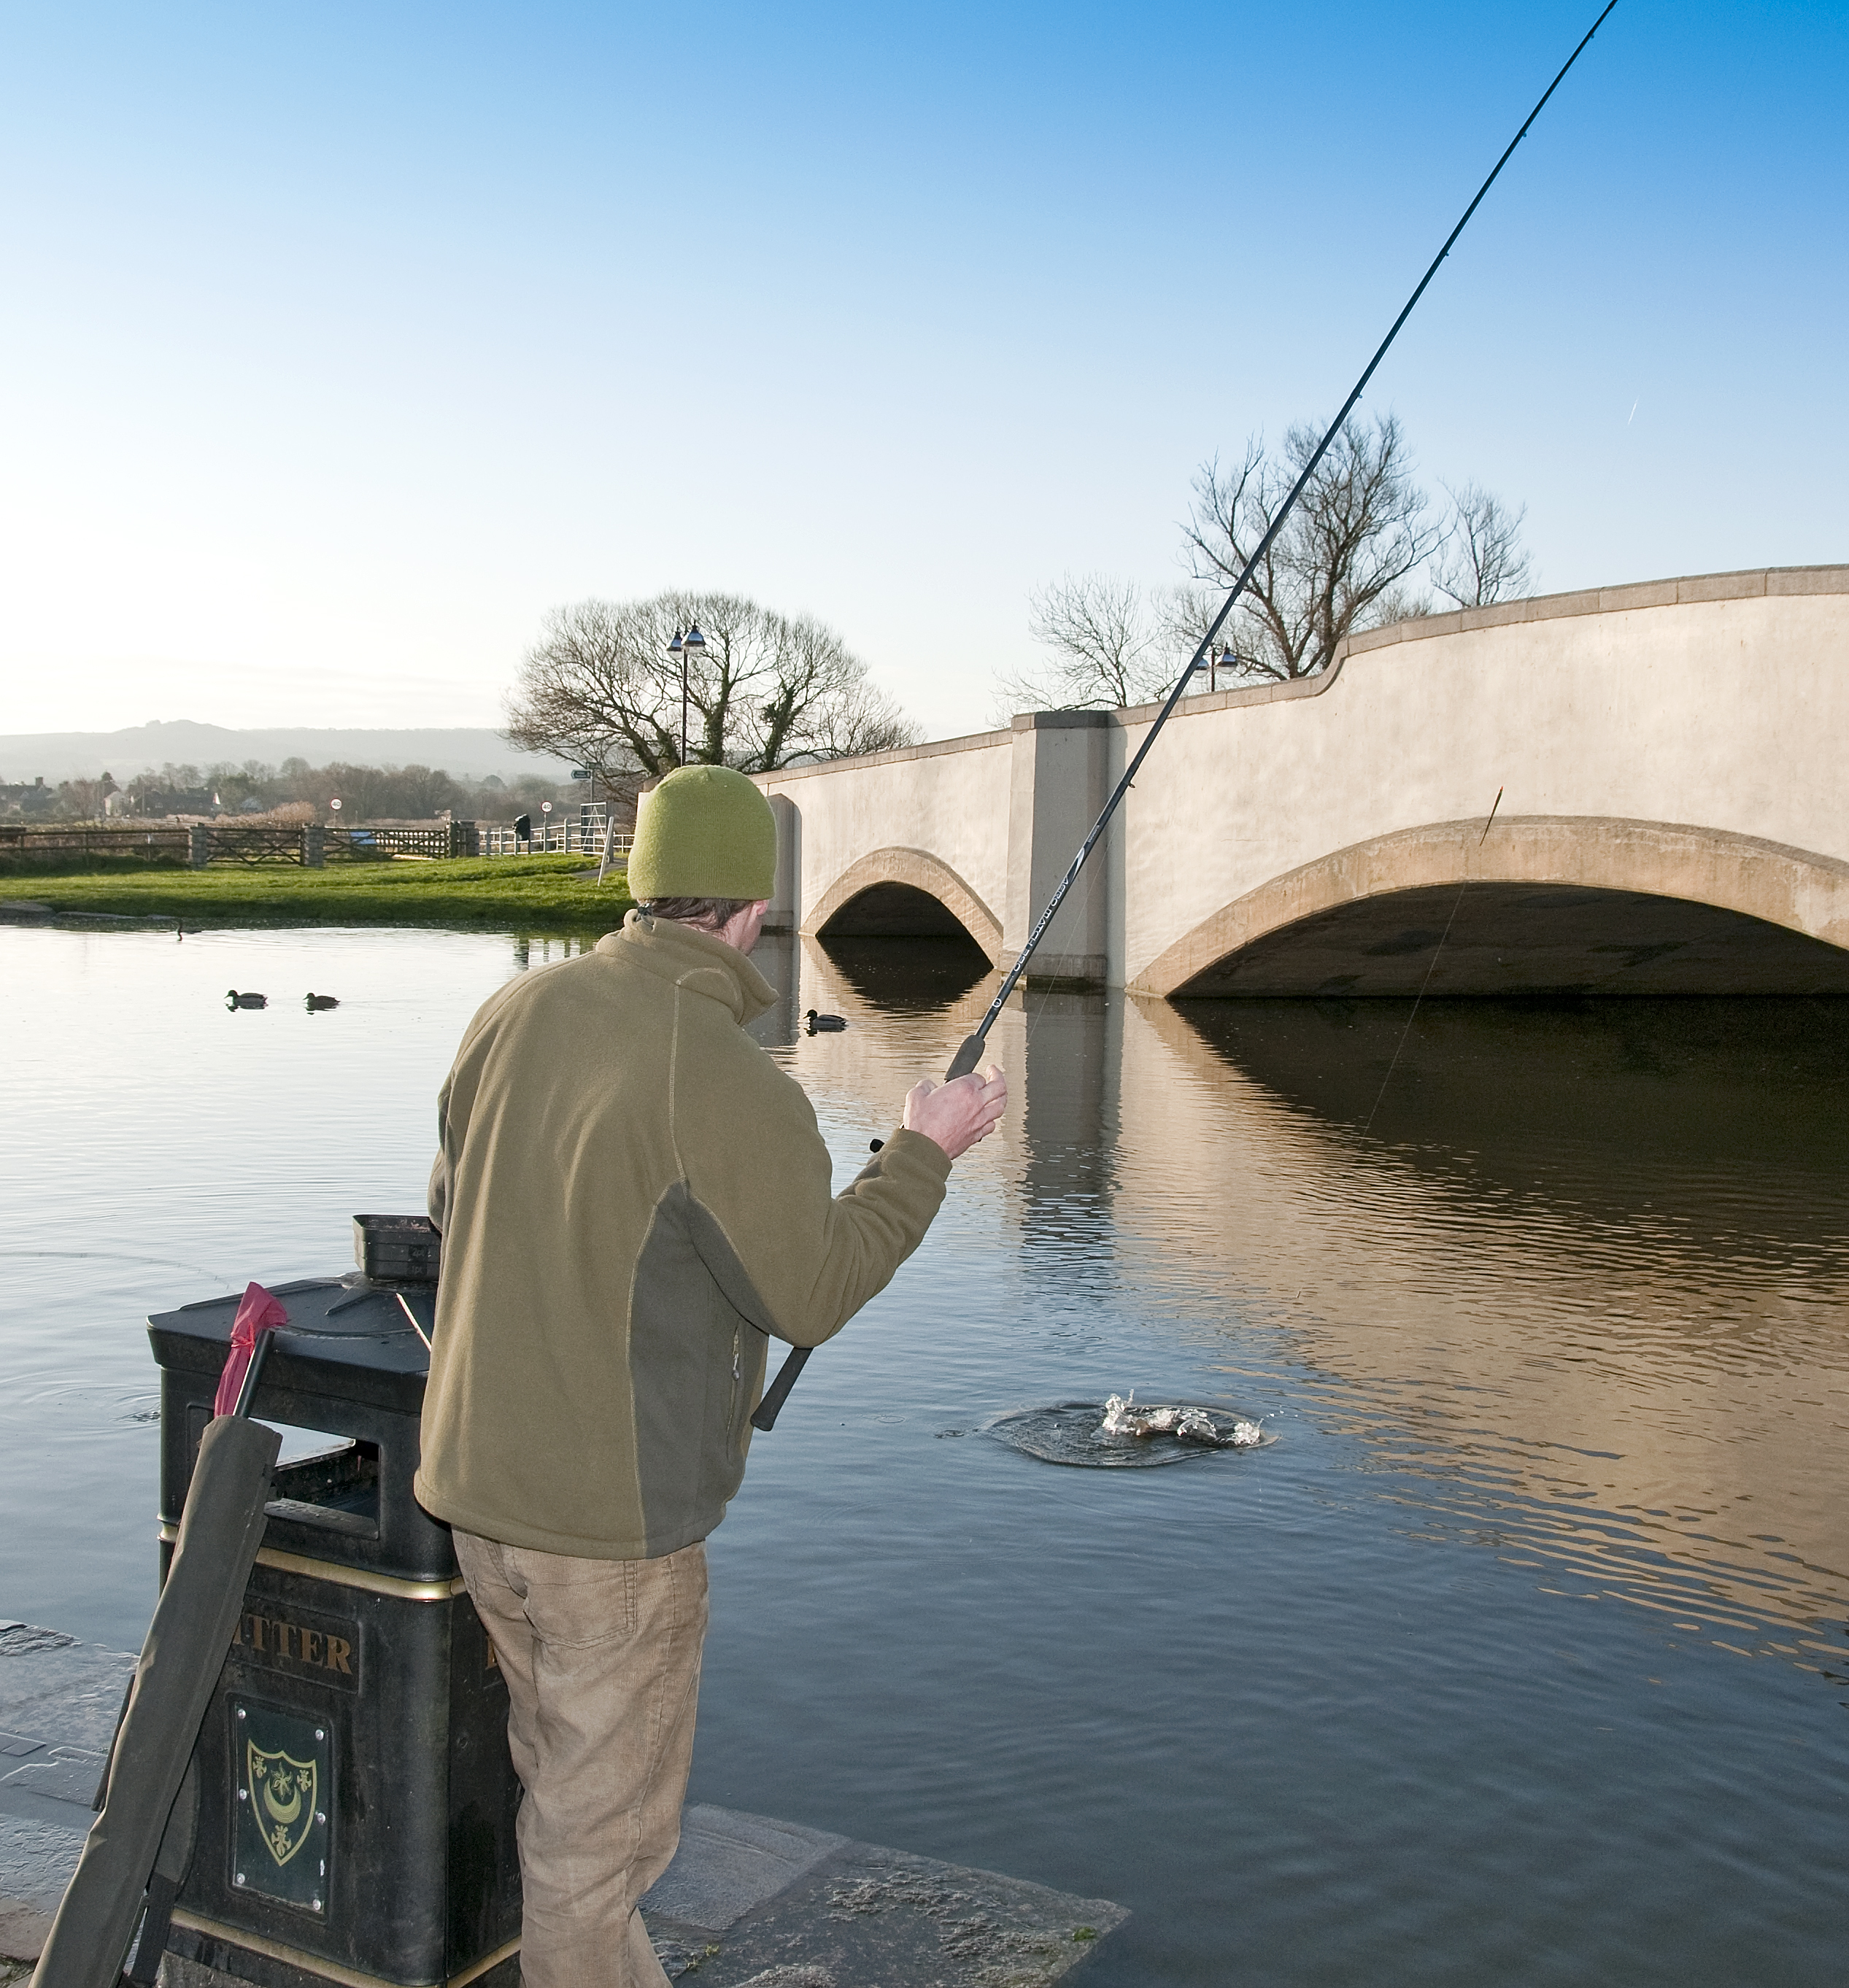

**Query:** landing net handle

left=752, top=1, right=1619, bottom=1434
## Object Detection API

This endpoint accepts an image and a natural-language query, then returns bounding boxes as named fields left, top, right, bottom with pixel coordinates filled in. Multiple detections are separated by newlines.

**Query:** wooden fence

left=330, top=823, right=477, bottom=861
left=0, top=825, right=190, bottom=867
left=191, top=826, right=315, bottom=865
left=0, top=818, right=629, bottom=868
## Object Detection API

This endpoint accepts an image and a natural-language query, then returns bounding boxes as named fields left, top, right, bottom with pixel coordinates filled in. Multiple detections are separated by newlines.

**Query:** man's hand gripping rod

left=751, top=1, right=1618, bottom=1435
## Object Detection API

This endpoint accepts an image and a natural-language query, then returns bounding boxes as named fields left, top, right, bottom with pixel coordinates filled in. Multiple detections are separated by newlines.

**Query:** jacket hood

left=598, top=909, right=779, bottom=1025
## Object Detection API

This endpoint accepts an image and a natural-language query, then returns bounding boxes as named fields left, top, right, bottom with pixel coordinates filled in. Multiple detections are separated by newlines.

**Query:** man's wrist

left=884, top=1126, right=955, bottom=1176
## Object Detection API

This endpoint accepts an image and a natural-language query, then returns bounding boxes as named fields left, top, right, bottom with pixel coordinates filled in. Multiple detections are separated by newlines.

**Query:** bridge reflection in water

left=780, top=931, right=1849, bottom=1654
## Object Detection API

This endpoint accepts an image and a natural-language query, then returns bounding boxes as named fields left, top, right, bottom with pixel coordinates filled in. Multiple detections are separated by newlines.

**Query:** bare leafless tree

left=797, top=669, right=920, bottom=760
left=997, top=419, right=1537, bottom=715
left=997, top=575, right=1194, bottom=714
left=503, top=591, right=917, bottom=797
left=1182, top=414, right=1448, bottom=683
left=1432, top=481, right=1534, bottom=606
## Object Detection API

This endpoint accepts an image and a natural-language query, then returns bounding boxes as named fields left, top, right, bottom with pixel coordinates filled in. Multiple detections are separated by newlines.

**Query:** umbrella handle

left=231, top=1329, right=276, bottom=1420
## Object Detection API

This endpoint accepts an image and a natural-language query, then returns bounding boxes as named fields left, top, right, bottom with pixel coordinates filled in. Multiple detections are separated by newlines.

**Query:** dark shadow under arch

left=1170, top=881, right=1849, bottom=997
left=1137, top=818, right=1849, bottom=999
left=803, top=848, right=1003, bottom=963
left=820, top=882, right=977, bottom=939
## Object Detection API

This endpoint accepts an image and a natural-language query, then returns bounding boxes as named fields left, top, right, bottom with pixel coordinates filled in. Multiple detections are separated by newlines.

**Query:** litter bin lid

left=149, top=1277, right=433, bottom=1415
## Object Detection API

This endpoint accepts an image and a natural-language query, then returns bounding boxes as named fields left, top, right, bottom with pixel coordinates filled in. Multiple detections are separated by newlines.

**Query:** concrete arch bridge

left=752, top=568, right=1849, bottom=997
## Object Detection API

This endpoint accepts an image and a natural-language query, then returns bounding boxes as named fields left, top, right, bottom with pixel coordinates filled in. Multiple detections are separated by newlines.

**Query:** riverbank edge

left=0, top=853, right=635, bottom=935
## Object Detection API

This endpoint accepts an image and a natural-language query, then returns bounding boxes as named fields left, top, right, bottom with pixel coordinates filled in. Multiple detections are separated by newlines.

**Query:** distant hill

left=0, top=721, right=573, bottom=785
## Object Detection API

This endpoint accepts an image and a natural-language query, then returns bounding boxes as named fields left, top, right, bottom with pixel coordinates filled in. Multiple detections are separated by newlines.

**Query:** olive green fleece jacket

left=414, top=910, right=951, bottom=1560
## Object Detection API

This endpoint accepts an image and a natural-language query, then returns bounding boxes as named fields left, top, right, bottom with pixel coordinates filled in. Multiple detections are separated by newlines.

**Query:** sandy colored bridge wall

left=757, top=732, right=1015, bottom=962
left=757, top=568, right=1849, bottom=992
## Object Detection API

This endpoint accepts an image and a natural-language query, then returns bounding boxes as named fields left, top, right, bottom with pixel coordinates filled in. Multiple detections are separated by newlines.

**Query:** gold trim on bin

left=169, top=1910, right=519, bottom=1987
left=158, top=1524, right=467, bottom=1602
left=448, top=1935, right=523, bottom=1987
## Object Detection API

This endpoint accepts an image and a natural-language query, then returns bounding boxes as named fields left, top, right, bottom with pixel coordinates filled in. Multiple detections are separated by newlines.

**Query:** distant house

left=127, top=784, right=215, bottom=817
left=0, top=776, right=55, bottom=816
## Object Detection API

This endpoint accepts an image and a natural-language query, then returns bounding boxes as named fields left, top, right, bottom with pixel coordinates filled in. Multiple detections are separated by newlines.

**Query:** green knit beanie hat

left=628, top=766, right=777, bottom=902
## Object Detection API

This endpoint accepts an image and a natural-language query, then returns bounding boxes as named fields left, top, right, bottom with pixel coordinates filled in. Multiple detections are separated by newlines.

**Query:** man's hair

left=641, top=896, right=756, bottom=932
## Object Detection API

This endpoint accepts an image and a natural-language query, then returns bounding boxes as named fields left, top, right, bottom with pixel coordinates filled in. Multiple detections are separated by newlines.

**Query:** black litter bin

left=147, top=1224, right=522, bottom=1987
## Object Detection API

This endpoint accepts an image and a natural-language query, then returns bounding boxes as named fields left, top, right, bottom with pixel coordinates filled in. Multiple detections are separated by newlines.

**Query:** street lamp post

left=1194, top=645, right=1238, bottom=693
left=669, top=624, right=707, bottom=764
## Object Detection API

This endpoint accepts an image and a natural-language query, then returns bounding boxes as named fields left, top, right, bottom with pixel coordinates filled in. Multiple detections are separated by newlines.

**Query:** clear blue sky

left=1, top=1, right=1843, bottom=745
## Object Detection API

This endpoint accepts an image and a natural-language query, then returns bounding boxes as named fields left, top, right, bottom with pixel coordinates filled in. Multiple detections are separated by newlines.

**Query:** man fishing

left=414, top=764, right=1006, bottom=1985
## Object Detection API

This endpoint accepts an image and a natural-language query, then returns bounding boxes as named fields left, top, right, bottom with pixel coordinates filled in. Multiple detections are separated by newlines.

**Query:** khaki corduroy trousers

left=453, top=1532, right=709, bottom=1987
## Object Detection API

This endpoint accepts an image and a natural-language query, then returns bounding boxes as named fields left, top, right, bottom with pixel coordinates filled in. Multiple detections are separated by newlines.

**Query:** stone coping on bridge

left=1124, top=562, right=1849, bottom=725
left=749, top=565, right=1849, bottom=790
left=1335, top=561, right=1849, bottom=653
left=753, top=724, right=1014, bottom=784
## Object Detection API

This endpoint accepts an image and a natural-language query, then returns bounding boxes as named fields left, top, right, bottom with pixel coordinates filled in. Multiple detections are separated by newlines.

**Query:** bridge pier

left=1003, top=712, right=1113, bottom=983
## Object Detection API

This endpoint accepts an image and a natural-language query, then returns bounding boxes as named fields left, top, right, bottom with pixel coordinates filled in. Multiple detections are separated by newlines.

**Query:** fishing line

left=933, top=0, right=1619, bottom=1091
left=754, top=5, right=1619, bottom=1432
left=1360, top=787, right=1502, bottom=1137
left=0, top=1248, right=235, bottom=1284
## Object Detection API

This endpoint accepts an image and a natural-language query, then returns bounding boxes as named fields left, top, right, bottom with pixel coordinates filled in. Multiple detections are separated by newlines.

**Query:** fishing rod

left=752, top=0, right=1618, bottom=1434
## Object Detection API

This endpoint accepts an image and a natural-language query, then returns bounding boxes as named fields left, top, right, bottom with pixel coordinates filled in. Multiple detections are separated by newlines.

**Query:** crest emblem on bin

left=247, top=1739, right=318, bottom=1868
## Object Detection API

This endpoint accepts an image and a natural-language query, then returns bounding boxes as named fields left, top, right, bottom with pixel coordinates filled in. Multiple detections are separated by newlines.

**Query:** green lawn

left=2, top=854, right=634, bottom=932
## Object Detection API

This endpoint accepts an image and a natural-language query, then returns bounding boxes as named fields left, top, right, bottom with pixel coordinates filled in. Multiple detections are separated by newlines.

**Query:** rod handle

left=943, top=1033, right=987, bottom=1081
left=751, top=1345, right=811, bottom=1431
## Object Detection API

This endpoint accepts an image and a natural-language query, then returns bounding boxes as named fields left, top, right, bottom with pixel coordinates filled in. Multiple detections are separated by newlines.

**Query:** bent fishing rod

left=752, top=0, right=1618, bottom=1434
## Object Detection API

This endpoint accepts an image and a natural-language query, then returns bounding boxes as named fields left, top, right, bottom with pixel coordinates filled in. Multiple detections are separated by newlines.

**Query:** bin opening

left=267, top=1424, right=352, bottom=1468
left=263, top=1430, right=381, bottom=1540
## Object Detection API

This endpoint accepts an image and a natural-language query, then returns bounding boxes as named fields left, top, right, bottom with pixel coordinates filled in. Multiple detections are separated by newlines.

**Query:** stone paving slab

left=0, top=1622, right=136, bottom=1960
left=643, top=1806, right=852, bottom=1934
left=0, top=1622, right=135, bottom=1757
left=644, top=1828, right=1124, bottom=1987
left=0, top=1817, right=72, bottom=1962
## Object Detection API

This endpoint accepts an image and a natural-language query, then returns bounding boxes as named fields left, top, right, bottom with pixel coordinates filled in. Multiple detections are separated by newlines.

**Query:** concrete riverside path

left=0, top=1620, right=1124, bottom=1987
left=750, top=565, right=1849, bottom=997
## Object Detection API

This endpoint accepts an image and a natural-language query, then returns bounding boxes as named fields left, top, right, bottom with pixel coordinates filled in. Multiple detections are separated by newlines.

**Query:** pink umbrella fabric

left=213, top=1283, right=290, bottom=1417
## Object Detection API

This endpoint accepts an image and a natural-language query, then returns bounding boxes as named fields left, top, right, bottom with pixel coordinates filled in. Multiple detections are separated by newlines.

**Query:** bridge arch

left=1136, top=816, right=1849, bottom=998
left=804, top=847, right=1004, bottom=964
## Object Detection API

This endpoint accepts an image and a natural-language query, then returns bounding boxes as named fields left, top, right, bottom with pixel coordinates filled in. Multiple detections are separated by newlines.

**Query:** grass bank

left=1, top=854, right=633, bottom=932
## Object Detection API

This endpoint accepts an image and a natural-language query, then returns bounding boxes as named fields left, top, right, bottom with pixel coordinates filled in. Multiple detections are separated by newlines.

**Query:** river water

left=2, top=918, right=1845, bottom=1984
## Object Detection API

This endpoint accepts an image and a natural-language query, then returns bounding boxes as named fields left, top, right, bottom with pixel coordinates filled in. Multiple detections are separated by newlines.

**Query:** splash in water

left=986, top=1399, right=1275, bottom=1468
left=1099, top=1391, right=1264, bottom=1447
